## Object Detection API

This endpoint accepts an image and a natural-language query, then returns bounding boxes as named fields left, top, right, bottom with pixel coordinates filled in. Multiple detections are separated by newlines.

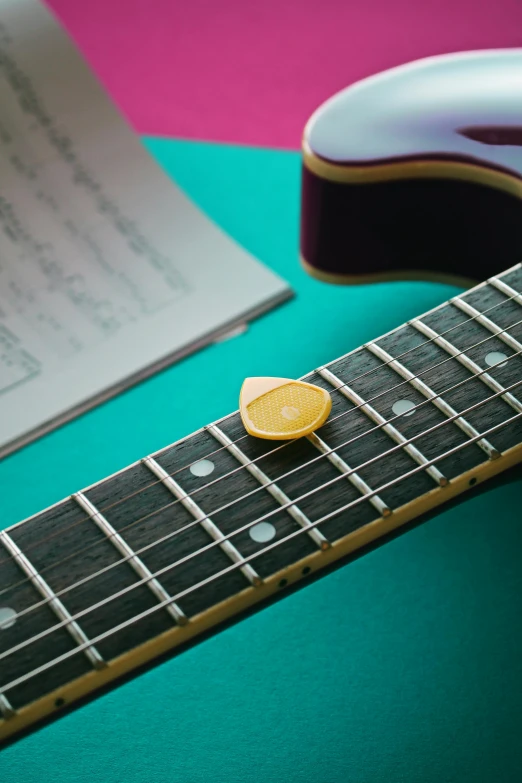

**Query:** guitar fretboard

left=1, top=265, right=521, bottom=740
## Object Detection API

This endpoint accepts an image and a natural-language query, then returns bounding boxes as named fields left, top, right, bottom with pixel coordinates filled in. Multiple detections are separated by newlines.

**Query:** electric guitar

left=1, top=49, right=521, bottom=748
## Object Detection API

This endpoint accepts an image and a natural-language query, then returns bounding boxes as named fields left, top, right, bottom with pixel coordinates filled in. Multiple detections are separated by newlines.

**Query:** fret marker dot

left=392, top=399, right=416, bottom=417
left=190, top=459, right=215, bottom=477
left=0, top=607, right=16, bottom=630
left=249, top=522, right=276, bottom=543
left=485, top=351, right=508, bottom=368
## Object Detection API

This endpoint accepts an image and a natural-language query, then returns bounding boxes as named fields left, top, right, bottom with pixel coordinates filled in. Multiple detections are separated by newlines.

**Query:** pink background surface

left=46, top=0, right=522, bottom=149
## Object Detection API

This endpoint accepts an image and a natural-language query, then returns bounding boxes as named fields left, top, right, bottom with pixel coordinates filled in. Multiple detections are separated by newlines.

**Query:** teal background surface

left=1, top=139, right=521, bottom=782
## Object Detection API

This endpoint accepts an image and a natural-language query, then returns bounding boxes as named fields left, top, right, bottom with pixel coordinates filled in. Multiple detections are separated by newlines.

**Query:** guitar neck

left=1, top=264, right=522, bottom=743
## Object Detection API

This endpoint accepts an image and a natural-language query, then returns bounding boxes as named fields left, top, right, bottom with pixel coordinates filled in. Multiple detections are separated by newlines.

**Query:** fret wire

left=0, top=531, right=106, bottom=671
left=306, top=431, right=391, bottom=518
left=2, top=306, right=521, bottom=584
left=206, top=424, right=331, bottom=551
left=490, top=277, right=522, bottom=305
left=2, top=407, right=521, bottom=697
left=453, top=298, right=522, bottom=354
left=2, top=375, right=521, bottom=668
left=412, top=319, right=522, bottom=415
left=142, top=456, right=262, bottom=586
left=318, top=367, right=448, bottom=486
left=308, top=273, right=522, bottom=381
left=366, top=343, right=499, bottom=459
left=72, top=492, right=188, bottom=626
left=2, top=348, right=522, bottom=625
left=0, top=695, right=15, bottom=720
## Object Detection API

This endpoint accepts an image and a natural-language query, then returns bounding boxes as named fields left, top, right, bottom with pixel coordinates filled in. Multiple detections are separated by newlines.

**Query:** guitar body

left=301, top=49, right=522, bottom=286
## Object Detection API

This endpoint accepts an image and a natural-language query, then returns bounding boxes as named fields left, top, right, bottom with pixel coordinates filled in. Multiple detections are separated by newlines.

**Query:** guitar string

left=1, top=313, right=521, bottom=606
left=0, top=287, right=519, bottom=584
left=1, top=404, right=521, bottom=695
left=1, top=373, right=521, bottom=668
left=16, top=285, right=522, bottom=530
left=0, top=314, right=520, bottom=604
left=2, top=388, right=520, bottom=669
left=0, top=281, right=517, bottom=574
left=2, top=346, right=521, bottom=627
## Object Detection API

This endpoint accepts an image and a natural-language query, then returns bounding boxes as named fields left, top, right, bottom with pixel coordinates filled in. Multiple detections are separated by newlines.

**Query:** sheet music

left=0, top=0, right=291, bottom=458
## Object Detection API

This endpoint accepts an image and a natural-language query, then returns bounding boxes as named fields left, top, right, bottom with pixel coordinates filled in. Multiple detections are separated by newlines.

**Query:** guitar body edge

left=299, top=252, right=478, bottom=289
left=300, top=49, right=522, bottom=287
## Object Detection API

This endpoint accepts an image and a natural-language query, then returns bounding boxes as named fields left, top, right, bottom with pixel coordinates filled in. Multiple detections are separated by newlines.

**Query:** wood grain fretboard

left=1, top=264, right=521, bottom=743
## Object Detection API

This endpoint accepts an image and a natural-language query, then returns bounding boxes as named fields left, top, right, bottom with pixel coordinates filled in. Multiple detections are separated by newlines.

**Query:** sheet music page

left=0, top=0, right=291, bottom=458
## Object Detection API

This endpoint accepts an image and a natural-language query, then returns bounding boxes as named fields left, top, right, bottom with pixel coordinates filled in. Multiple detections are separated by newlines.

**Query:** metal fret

left=142, top=456, right=262, bottom=587
left=0, top=530, right=106, bottom=670
left=453, top=297, right=522, bottom=354
left=490, top=276, right=522, bottom=305
left=206, top=424, right=331, bottom=551
left=72, top=492, right=188, bottom=626
left=306, top=431, right=391, bottom=518
left=412, top=319, right=522, bottom=415
left=366, top=343, right=500, bottom=460
left=318, top=366, right=448, bottom=486
left=0, top=695, right=15, bottom=720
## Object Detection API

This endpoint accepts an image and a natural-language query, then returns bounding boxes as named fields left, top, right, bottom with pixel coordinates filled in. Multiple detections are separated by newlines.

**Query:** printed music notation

left=0, top=0, right=289, bottom=458
left=0, top=325, right=40, bottom=395
left=0, top=17, right=189, bottom=362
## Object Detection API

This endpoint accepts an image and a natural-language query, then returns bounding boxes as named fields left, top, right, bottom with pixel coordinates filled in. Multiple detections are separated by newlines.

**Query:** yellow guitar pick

left=240, top=377, right=332, bottom=440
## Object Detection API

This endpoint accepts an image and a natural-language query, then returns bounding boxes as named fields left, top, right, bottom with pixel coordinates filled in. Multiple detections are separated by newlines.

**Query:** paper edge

left=0, top=286, right=293, bottom=461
